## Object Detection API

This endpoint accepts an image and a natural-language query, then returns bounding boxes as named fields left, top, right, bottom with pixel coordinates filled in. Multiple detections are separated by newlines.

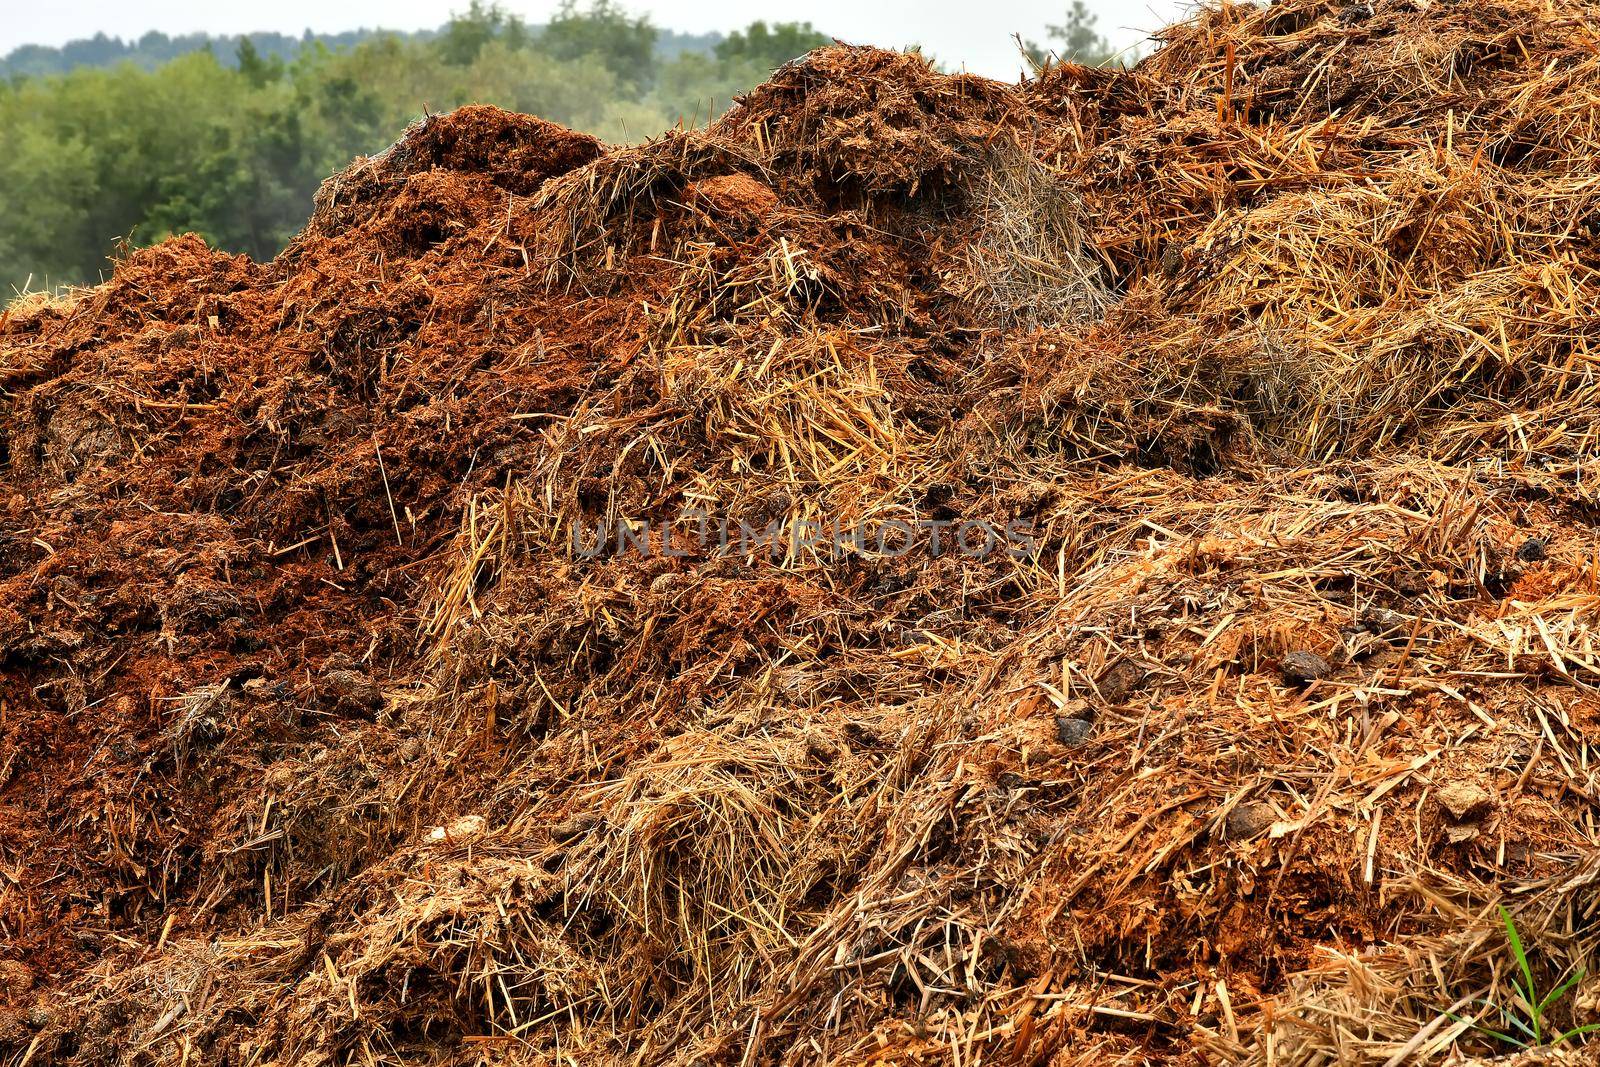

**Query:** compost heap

left=3, top=0, right=1600, bottom=1063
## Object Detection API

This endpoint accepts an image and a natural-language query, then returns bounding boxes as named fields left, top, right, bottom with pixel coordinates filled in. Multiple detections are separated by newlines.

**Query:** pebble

left=1435, top=781, right=1495, bottom=822
left=1097, top=659, right=1144, bottom=705
left=1224, top=801, right=1276, bottom=841
left=426, top=814, right=486, bottom=842
left=1054, top=715, right=1093, bottom=747
left=1280, top=650, right=1333, bottom=686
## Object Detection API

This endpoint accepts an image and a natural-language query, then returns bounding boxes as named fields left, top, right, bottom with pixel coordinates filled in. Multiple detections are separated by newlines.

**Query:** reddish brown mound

left=297, top=104, right=604, bottom=240
left=0, top=110, right=610, bottom=994
left=0, top=63, right=1022, bottom=1040
left=2, top=13, right=1599, bottom=1066
left=719, top=46, right=1024, bottom=197
left=686, top=173, right=780, bottom=217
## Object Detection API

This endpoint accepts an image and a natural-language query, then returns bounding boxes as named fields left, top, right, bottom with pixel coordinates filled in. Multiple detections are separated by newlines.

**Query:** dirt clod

left=1361, top=607, right=1408, bottom=634
left=1224, top=802, right=1278, bottom=842
left=1096, top=658, right=1144, bottom=705
left=1436, top=781, right=1496, bottom=822
left=550, top=813, right=600, bottom=842
left=1054, top=715, right=1094, bottom=747
left=1280, top=650, right=1333, bottom=686
left=687, top=173, right=780, bottom=217
left=1517, top=537, right=1548, bottom=563
left=322, top=668, right=383, bottom=712
left=0, top=962, right=29, bottom=993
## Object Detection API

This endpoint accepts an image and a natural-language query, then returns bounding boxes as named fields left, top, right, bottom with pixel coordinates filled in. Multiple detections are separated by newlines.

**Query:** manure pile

left=3, top=1, right=1600, bottom=1064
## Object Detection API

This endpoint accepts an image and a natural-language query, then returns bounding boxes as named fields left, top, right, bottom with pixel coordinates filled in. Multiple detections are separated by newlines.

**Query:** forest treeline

left=0, top=21, right=722, bottom=80
left=1, top=1, right=1116, bottom=294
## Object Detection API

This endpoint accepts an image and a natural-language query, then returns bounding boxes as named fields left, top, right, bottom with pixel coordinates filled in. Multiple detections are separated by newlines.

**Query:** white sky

left=1, top=0, right=1194, bottom=79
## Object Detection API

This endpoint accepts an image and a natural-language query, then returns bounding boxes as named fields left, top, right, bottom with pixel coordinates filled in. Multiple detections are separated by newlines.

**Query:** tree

left=538, top=0, right=657, bottom=93
left=436, top=1, right=530, bottom=67
left=236, top=38, right=284, bottom=88
left=1026, top=2, right=1119, bottom=69
left=715, top=21, right=828, bottom=70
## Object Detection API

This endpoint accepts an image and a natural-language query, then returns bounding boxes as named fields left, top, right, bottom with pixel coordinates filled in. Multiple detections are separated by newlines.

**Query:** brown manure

left=2, top=9, right=1599, bottom=1065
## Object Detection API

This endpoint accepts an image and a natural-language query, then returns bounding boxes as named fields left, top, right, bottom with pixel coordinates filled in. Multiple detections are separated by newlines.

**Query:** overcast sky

left=2, top=0, right=1193, bottom=79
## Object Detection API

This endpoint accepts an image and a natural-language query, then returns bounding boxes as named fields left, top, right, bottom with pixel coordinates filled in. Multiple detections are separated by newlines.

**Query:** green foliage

left=235, top=38, right=285, bottom=88
left=648, top=51, right=758, bottom=132
left=539, top=0, right=658, bottom=91
left=0, top=27, right=437, bottom=80
left=1449, top=907, right=1599, bottom=1050
left=0, top=53, right=258, bottom=290
left=715, top=21, right=829, bottom=70
left=435, top=1, right=530, bottom=66
left=0, top=4, right=842, bottom=296
left=1025, top=2, right=1120, bottom=69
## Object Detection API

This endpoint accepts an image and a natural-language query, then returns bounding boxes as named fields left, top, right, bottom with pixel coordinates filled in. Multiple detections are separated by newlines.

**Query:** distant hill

left=0, top=25, right=722, bottom=80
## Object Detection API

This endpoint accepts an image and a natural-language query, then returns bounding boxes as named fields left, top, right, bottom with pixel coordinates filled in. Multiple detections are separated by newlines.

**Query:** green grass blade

left=1555, top=1022, right=1600, bottom=1045
left=1536, top=968, right=1585, bottom=1016
left=1500, top=905, right=1541, bottom=1043
left=1447, top=1007, right=1529, bottom=1050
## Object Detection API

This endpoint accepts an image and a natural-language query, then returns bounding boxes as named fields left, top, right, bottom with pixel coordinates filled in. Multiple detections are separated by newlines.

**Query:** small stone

left=1096, top=659, right=1144, bottom=705
left=1280, top=650, right=1333, bottom=686
left=426, top=814, right=486, bottom=842
left=1054, top=716, right=1093, bottom=747
left=323, top=668, right=382, bottom=712
left=1360, top=607, right=1408, bottom=634
left=1338, top=1, right=1374, bottom=24
left=551, top=813, right=600, bottom=842
left=1436, top=781, right=1495, bottom=822
left=1224, top=801, right=1277, bottom=841
left=1516, top=537, right=1548, bottom=563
